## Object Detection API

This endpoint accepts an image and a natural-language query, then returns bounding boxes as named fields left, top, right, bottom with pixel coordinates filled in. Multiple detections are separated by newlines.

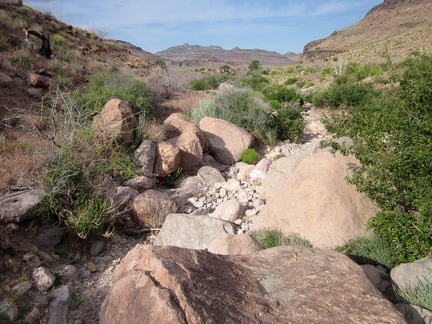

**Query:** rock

left=0, top=72, right=13, bottom=88
left=361, top=264, right=394, bottom=298
left=105, top=186, right=139, bottom=210
left=163, top=113, right=203, bottom=143
left=47, top=285, right=70, bottom=324
left=28, top=72, right=50, bottom=88
left=25, top=87, right=42, bottom=99
left=124, top=176, right=155, bottom=191
left=209, top=200, right=243, bottom=222
left=153, top=214, right=236, bottom=250
left=0, top=189, right=45, bottom=223
left=154, top=141, right=181, bottom=176
left=86, top=261, right=98, bottom=273
left=32, top=266, right=55, bottom=292
left=133, top=140, right=156, bottom=177
left=208, top=233, right=257, bottom=255
left=391, top=256, right=432, bottom=292
left=35, top=227, right=65, bottom=250
left=12, top=281, right=32, bottom=296
left=0, top=298, right=19, bottom=321
left=395, top=303, right=432, bottom=324
left=252, top=152, right=377, bottom=248
left=130, top=190, right=178, bottom=228
left=90, top=240, right=105, bottom=256
left=199, top=117, right=254, bottom=165
left=197, top=166, right=225, bottom=186
left=100, top=245, right=406, bottom=324
left=24, top=307, right=42, bottom=324
left=168, top=131, right=203, bottom=171
left=92, top=99, right=137, bottom=148
left=62, top=265, right=78, bottom=282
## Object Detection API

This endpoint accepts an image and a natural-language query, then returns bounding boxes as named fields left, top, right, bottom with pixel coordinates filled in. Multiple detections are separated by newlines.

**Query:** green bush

left=75, top=71, right=154, bottom=118
left=312, top=81, right=375, bottom=109
left=266, top=102, right=305, bottom=143
left=262, top=84, right=303, bottom=104
left=336, top=234, right=399, bottom=269
left=210, top=87, right=275, bottom=144
left=324, top=53, right=432, bottom=264
left=241, top=148, right=258, bottom=164
left=190, top=75, right=230, bottom=91
left=235, top=75, right=269, bottom=91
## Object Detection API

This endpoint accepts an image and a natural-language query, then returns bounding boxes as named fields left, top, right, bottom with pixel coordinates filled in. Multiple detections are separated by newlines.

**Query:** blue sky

left=25, top=0, right=383, bottom=54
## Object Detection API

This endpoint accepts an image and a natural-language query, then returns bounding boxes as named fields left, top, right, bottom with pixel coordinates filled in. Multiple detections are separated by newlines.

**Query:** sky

left=24, top=0, right=383, bottom=55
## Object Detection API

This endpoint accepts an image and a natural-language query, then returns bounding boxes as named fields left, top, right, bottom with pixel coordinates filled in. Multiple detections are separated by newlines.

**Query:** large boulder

left=252, top=152, right=377, bottom=248
left=163, top=113, right=203, bottom=143
left=154, top=141, right=181, bottom=176
left=100, top=245, right=405, bottom=324
left=153, top=213, right=236, bottom=250
left=168, top=131, right=203, bottom=172
left=0, top=189, right=45, bottom=223
left=199, top=117, right=254, bottom=165
left=390, top=256, right=432, bottom=292
left=130, top=190, right=178, bottom=228
left=92, top=99, right=137, bottom=148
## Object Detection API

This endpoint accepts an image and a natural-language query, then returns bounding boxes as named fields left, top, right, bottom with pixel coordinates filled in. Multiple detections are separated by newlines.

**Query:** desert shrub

left=188, top=99, right=231, bottom=124
left=266, top=102, right=305, bottom=143
left=323, top=53, right=432, bottom=264
left=235, top=75, right=269, bottom=91
left=75, top=71, right=154, bottom=118
left=284, top=76, right=298, bottom=85
left=262, top=84, right=303, bottom=104
left=51, top=33, right=66, bottom=46
left=211, top=87, right=274, bottom=144
left=311, top=81, right=375, bottom=109
left=250, top=229, right=312, bottom=250
left=241, top=148, right=258, bottom=164
left=190, top=75, right=230, bottom=91
left=40, top=89, right=140, bottom=238
left=336, top=234, right=399, bottom=269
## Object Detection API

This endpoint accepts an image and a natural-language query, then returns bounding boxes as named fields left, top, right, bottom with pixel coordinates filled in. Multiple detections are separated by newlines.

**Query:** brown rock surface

left=199, top=117, right=254, bottom=165
left=100, top=245, right=405, bottom=324
left=130, top=190, right=178, bottom=228
left=92, top=99, right=137, bottom=148
left=168, top=131, right=203, bottom=171
left=253, top=152, right=377, bottom=248
left=154, top=141, right=181, bottom=176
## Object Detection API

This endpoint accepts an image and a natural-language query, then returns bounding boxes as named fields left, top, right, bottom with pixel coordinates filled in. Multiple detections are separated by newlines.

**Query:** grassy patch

left=336, top=234, right=399, bottom=269
left=250, top=229, right=312, bottom=250
left=395, top=279, right=432, bottom=311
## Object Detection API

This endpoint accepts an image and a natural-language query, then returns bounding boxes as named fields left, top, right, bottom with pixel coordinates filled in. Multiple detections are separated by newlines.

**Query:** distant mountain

left=156, top=44, right=299, bottom=67
left=110, top=40, right=161, bottom=61
left=301, top=0, right=432, bottom=62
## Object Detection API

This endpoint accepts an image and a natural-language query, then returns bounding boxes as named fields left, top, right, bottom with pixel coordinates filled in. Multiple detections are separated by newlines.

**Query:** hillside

left=301, top=0, right=432, bottom=62
left=156, top=43, right=299, bottom=67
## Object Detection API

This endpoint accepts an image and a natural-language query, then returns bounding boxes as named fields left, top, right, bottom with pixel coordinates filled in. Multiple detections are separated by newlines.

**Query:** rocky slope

left=156, top=43, right=299, bottom=67
left=301, top=0, right=432, bottom=62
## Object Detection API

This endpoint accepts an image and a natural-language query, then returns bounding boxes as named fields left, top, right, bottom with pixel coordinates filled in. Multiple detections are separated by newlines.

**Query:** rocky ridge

left=301, top=0, right=432, bottom=62
left=156, top=43, right=300, bottom=67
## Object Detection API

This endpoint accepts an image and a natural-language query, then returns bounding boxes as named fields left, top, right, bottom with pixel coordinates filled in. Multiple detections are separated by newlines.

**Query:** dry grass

left=0, top=128, right=52, bottom=195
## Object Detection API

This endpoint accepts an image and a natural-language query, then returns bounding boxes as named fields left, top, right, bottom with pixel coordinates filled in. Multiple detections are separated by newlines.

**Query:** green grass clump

left=250, top=229, right=312, bottom=250
left=241, top=148, right=258, bottom=164
left=336, top=234, right=399, bottom=269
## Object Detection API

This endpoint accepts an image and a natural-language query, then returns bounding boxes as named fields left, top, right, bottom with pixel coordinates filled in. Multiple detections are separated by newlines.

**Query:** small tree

left=248, top=60, right=262, bottom=74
